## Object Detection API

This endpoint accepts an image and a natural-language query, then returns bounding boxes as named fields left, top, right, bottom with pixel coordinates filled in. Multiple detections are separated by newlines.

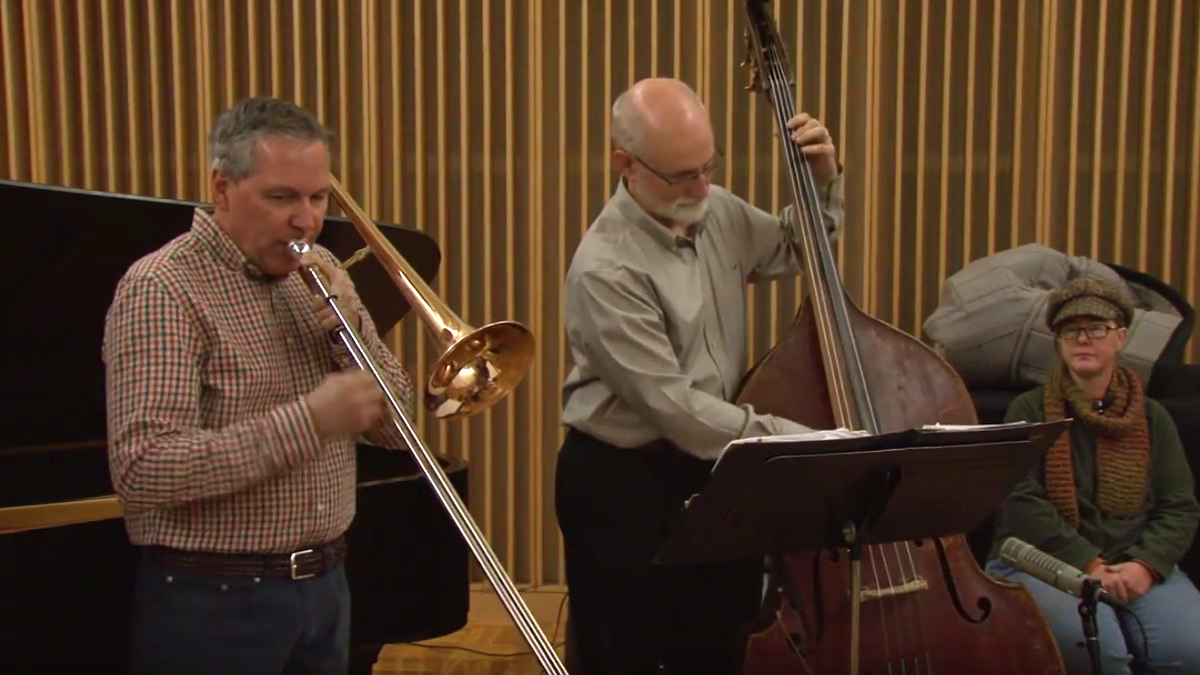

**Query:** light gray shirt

left=561, top=176, right=846, bottom=460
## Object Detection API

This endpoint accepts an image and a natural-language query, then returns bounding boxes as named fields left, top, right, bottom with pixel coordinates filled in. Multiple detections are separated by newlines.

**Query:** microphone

left=999, top=537, right=1127, bottom=610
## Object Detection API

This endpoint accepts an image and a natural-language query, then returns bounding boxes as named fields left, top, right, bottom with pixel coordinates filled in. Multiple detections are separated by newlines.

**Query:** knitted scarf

left=1041, top=364, right=1151, bottom=527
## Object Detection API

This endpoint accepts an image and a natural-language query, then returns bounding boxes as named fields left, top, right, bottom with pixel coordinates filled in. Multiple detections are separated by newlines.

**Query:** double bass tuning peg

left=740, top=31, right=763, bottom=91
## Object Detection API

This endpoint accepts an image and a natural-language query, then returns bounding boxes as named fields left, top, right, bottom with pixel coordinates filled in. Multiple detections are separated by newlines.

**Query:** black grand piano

left=0, top=180, right=470, bottom=674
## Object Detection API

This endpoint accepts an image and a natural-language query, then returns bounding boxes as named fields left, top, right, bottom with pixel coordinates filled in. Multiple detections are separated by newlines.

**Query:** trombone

left=319, top=179, right=535, bottom=420
left=290, top=177, right=567, bottom=674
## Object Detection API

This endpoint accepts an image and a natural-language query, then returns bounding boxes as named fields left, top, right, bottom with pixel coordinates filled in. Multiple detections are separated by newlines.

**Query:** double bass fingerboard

left=744, top=2, right=880, bottom=434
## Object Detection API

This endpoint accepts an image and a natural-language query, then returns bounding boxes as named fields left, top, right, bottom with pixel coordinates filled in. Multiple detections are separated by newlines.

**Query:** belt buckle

left=290, top=548, right=317, bottom=580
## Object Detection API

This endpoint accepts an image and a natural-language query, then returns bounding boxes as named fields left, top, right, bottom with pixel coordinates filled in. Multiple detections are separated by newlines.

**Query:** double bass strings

left=758, top=35, right=935, bottom=673
left=760, top=39, right=879, bottom=434
left=755, top=42, right=857, bottom=431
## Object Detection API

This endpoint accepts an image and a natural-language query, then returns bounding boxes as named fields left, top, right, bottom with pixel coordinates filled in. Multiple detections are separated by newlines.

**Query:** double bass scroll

left=732, top=2, right=1066, bottom=674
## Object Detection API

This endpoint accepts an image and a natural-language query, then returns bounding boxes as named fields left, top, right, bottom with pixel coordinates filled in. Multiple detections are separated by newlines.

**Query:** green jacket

left=988, top=387, right=1199, bottom=581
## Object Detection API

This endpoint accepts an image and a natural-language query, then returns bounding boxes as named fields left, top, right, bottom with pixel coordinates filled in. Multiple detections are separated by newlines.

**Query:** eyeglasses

left=1057, top=324, right=1121, bottom=341
left=630, top=149, right=724, bottom=186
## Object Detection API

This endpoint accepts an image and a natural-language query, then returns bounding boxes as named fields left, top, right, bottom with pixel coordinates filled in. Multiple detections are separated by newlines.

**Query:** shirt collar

left=612, top=178, right=705, bottom=251
left=191, top=207, right=280, bottom=282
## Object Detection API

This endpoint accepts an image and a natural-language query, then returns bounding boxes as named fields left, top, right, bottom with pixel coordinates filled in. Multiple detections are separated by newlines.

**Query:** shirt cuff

left=1129, top=558, right=1163, bottom=583
left=1122, top=546, right=1172, bottom=582
left=824, top=168, right=845, bottom=204
left=1055, top=537, right=1105, bottom=573
left=270, top=399, right=325, bottom=471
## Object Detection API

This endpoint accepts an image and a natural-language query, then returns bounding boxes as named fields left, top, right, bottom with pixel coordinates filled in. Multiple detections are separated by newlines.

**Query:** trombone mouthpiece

left=288, top=240, right=311, bottom=257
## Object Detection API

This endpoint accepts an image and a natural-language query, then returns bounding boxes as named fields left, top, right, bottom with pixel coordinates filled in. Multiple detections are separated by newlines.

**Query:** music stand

left=653, top=420, right=1070, bottom=675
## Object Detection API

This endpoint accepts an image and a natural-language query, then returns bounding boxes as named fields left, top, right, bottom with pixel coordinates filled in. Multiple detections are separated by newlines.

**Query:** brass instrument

left=324, top=178, right=534, bottom=420
left=288, top=177, right=567, bottom=674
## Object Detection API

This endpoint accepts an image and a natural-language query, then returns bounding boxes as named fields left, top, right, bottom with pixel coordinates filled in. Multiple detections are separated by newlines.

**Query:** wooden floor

left=372, top=587, right=570, bottom=674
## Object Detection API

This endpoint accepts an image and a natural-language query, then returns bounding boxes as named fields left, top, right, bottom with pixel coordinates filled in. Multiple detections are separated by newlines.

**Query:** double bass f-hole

left=732, top=2, right=1067, bottom=674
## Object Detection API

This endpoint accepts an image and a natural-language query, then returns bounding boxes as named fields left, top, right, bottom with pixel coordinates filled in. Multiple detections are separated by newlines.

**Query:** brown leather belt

left=145, top=536, right=347, bottom=580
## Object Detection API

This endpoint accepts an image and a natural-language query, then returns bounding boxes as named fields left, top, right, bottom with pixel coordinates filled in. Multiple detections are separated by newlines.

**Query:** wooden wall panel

left=3, top=0, right=1197, bottom=589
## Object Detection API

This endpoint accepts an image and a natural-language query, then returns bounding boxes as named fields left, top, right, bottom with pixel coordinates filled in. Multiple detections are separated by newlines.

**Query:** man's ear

left=212, top=169, right=231, bottom=211
left=612, top=148, right=634, bottom=175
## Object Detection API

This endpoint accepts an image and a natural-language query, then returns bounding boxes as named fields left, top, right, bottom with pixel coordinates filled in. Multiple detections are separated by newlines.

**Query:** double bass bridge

left=859, top=577, right=930, bottom=603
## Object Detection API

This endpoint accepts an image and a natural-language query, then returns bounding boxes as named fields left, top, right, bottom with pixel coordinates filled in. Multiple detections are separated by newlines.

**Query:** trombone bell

left=291, top=176, right=535, bottom=420
left=427, top=320, right=534, bottom=419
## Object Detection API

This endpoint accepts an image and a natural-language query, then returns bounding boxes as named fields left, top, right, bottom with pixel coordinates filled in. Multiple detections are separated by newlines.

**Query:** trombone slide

left=293, top=249, right=568, bottom=674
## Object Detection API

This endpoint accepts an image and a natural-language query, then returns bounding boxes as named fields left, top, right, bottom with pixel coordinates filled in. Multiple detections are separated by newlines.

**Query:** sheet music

left=921, top=421, right=1033, bottom=432
left=731, top=428, right=871, bottom=444
left=714, top=428, right=871, bottom=467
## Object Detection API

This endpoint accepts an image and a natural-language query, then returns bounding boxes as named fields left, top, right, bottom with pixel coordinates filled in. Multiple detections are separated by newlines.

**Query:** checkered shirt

left=103, top=207, right=415, bottom=553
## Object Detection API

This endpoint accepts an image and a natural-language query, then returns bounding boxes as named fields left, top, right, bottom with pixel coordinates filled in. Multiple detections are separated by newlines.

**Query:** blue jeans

left=128, top=554, right=351, bottom=675
left=986, top=559, right=1200, bottom=674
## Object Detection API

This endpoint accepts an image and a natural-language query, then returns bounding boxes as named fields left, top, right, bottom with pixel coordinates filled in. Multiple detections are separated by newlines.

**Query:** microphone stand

left=1077, top=577, right=1103, bottom=675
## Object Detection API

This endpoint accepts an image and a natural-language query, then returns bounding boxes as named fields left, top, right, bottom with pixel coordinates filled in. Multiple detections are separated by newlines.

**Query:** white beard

left=659, top=197, right=709, bottom=224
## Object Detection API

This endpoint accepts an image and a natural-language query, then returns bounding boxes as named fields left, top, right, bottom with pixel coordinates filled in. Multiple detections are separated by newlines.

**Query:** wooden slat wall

left=2, top=0, right=1197, bottom=589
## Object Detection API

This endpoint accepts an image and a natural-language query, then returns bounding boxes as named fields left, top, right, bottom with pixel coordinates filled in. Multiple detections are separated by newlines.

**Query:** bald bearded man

left=556, top=78, right=845, bottom=674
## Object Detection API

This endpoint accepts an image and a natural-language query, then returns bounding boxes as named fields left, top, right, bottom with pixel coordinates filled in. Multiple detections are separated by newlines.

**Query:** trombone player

left=102, top=97, right=414, bottom=675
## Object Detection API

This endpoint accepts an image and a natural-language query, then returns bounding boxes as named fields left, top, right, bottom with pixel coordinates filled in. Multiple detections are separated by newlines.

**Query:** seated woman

left=986, top=277, right=1200, bottom=675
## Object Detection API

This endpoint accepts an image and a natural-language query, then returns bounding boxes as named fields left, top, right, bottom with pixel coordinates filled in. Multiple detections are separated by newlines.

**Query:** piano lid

left=0, top=179, right=441, bottom=450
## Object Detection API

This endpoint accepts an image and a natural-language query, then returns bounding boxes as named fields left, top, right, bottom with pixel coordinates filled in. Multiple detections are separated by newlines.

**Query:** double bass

left=732, top=3, right=1066, bottom=674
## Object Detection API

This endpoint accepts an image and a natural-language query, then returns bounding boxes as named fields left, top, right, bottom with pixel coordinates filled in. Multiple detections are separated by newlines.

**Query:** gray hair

left=209, top=97, right=332, bottom=180
left=611, top=81, right=707, bottom=154
left=611, top=90, right=643, bottom=153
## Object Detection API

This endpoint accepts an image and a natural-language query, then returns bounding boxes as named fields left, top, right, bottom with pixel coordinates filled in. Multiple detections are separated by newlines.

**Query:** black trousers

left=128, top=553, right=351, bottom=675
left=555, top=428, right=763, bottom=675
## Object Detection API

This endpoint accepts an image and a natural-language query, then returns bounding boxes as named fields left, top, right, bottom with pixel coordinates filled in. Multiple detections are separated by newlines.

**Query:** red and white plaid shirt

left=103, top=207, right=415, bottom=553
